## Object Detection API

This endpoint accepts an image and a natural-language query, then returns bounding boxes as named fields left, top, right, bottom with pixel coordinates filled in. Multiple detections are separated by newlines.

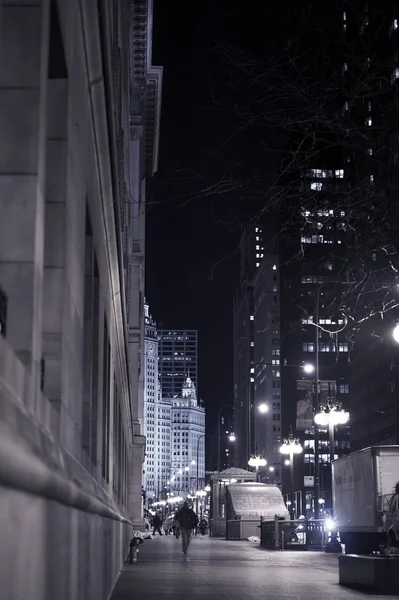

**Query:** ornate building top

left=181, top=376, right=197, bottom=402
left=144, top=299, right=157, bottom=340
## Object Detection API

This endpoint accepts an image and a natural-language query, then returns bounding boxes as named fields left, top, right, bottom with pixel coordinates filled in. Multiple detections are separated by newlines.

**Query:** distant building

left=233, top=225, right=261, bottom=468
left=170, top=377, right=205, bottom=494
left=349, top=317, right=399, bottom=451
left=253, top=254, right=282, bottom=485
left=219, top=408, right=235, bottom=470
left=143, top=302, right=171, bottom=499
left=233, top=223, right=282, bottom=484
left=158, top=330, right=198, bottom=397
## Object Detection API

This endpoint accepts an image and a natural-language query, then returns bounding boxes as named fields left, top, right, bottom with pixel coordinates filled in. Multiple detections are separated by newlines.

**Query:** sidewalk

left=110, top=534, right=393, bottom=600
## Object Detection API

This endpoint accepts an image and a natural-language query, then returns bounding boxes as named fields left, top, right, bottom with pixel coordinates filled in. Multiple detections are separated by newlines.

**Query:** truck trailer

left=332, top=446, right=399, bottom=554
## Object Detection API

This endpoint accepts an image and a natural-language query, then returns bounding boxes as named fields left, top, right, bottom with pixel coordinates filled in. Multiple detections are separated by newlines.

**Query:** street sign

left=304, top=476, right=314, bottom=487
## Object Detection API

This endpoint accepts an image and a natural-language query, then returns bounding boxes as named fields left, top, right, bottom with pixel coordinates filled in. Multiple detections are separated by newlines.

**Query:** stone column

left=128, top=433, right=146, bottom=529
left=0, top=0, right=50, bottom=413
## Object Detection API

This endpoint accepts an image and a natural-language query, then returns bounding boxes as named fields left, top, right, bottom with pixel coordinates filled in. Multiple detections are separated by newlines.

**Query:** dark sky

left=146, top=1, right=288, bottom=465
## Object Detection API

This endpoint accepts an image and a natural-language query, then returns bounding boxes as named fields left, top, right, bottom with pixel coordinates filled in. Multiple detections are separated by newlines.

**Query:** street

left=111, top=535, right=393, bottom=600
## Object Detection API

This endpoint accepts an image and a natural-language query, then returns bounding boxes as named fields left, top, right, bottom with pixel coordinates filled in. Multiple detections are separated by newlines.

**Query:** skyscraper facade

left=143, top=302, right=171, bottom=499
left=253, top=253, right=282, bottom=485
left=158, top=330, right=198, bottom=397
left=170, top=377, right=205, bottom=494
left=233, top=222, right=283, bottom=485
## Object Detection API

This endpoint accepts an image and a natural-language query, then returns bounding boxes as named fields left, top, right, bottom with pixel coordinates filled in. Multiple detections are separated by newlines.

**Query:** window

left=272, top=265, right=277, bottom=271
left=367, top=117, right=372, bottom=127
left=342, top=62, right=348, bottom=73
left=302, top=342, right=315, bottom=352
left=272, top=348, right=280, bottom=356
left=311, top=182, right=323, bottom=191
left=250, top=341, right=254, bottom=347
left=273, top=285, right=278, bottom=292
left=339, top=384, right=349, bottom=393
left=368, top=148, right=373, bottom=156
left=301, top=276, right=324, bottom=284
left=335, top=169, right=344, bottom=178
left=339, top=343, right=349, bottom=352
left=250, top=315, right=254, bottom=321
left=370, top=174, right=374, bottom=183
left=272, top=338, right=279, bottom=345
left=323, top=262, right=333, bottom=271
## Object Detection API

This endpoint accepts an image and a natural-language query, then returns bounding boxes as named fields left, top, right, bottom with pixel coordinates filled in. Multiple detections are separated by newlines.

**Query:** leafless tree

left=173, top=3, right=399, bottom=341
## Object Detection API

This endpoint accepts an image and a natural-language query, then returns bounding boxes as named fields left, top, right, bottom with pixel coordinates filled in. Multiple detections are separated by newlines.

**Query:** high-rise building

left=170, top=377, right=205, bottom=494
left=233, top=225, right=260, bottom=468
left=253, top=253, right=282, bottom=485
left=126, top=0, right=163, bottom=528
left=233, top=222, right=283, bottom=484
left=143, top=301, right=171, bottom=499
left=158, top=330, right=198, bottom=397
left=219, top=408, right=235, bottom=470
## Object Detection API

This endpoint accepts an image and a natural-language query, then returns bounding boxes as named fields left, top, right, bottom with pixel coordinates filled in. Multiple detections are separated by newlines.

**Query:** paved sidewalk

left=110, top=535, right=393, bottom=600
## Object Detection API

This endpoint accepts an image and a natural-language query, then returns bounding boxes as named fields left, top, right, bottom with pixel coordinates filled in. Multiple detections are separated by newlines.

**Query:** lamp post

left=196, top=433, right=206, bottom=511
left=314, top=403, right=349, bottom=464
left=217, top=405, right=234, bottom=472
left=248, top=455, right=267, bottom=482
left=280, top=428, right=303, bottom=518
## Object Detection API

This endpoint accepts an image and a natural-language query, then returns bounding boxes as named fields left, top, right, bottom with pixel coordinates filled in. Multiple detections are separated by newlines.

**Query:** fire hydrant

left=130, top=537, right=141, bottom=564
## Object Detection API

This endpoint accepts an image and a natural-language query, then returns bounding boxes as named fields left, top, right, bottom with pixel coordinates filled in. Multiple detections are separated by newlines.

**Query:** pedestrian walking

left=199, top=518, right=207, bottom=535
left=173, top=516, right=180, bottom=539
left=175, top=502, right=198, bottom=557
left=152, top=513, right=163, bottom=536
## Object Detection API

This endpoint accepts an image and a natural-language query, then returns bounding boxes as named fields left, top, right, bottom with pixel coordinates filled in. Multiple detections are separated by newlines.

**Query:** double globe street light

left=280, top=430, right=303, bottom=518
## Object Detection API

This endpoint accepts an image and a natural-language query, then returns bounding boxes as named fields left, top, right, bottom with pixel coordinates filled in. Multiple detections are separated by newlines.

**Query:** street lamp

left=248, top=455, right=267, bottom=481
left=314, top=403, right=349, bottom=463
left=258, top=403, right=269, bottom=414
left=303, top=363, right=315, bottom=374
left=228, top=433, right=236, bottom=442
left=196, top=433, right=206, bottom=511
left=280, top=429, right=303, bottom=518
left=393, top=323, right=399, bottom=343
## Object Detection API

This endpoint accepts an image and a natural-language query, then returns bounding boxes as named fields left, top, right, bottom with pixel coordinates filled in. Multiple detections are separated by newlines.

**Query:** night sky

left=146, top=1, right=288, bottom=465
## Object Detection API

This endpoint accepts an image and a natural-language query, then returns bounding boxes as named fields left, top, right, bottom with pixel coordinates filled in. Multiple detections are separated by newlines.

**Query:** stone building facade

left=143, top=300, right=172, bottom=499
left=0, top=1, right=161, bottom=599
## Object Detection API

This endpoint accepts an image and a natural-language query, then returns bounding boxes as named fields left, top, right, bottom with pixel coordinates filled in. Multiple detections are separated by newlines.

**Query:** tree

left=176, top=2, right=399, bottom=346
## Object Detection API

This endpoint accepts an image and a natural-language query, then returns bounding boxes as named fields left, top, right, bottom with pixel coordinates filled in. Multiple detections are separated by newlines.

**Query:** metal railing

left=260, top=517, right=327, bottom=550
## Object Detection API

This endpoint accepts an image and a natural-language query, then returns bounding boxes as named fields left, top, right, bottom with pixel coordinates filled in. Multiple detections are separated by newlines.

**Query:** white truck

left=332, top=446, right=399, bottom=554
